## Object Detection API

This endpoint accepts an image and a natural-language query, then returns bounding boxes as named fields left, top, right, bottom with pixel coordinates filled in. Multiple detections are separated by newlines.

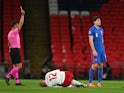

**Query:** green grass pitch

left=0, top=79, right=124, bottom=93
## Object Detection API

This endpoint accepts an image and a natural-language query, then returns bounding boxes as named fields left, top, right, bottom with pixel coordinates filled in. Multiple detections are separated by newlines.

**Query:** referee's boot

left=15, top=82, right=23, bottom=86
left=5, top=77, right=10, bottom=85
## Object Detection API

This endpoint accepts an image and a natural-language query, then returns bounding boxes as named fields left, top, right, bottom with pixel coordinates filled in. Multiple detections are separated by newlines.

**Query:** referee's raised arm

left=18, top=6, right=25, bottom=31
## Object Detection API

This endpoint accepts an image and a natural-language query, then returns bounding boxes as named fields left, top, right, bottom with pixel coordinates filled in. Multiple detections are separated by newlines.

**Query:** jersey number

left=48, top=73, right=57, bottom=81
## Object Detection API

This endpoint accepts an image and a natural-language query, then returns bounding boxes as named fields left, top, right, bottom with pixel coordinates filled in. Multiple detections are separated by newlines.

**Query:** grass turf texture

left=0, top=79, right=124, bottom=93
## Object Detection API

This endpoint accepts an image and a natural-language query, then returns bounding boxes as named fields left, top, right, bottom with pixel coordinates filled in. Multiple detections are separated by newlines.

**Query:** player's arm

left=18, top=6, right=25, bottom=31
left=89, top=36, right=97, bottom=57
left=8, top=41, right=11, bottom=52
left=89, top=36, right=95, bottom=52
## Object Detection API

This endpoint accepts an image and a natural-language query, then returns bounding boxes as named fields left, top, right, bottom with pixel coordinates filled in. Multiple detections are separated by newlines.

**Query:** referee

left=5, top=6, right=25, bottom=85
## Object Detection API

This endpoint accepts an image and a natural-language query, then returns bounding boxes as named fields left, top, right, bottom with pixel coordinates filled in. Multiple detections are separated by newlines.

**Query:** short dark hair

left=11, top=21, right=18, bottom=27
left=92, top=16, right=101, bottom=22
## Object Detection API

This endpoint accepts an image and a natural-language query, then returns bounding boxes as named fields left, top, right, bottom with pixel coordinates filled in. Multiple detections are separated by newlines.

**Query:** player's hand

left=20, top=6, right=25, bottom=14
left=92, top=50, right=97, bottom=57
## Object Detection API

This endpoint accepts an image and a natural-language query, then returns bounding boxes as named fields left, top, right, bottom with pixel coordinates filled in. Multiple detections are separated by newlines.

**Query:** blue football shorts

left=91, top=51, right=107, bottom=64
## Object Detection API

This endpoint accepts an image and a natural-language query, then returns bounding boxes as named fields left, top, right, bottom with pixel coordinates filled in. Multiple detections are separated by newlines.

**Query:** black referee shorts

left=10, top=48, right=21, bottom=64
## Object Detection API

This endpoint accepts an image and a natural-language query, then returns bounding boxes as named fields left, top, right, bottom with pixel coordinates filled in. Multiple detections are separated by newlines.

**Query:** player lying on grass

left=39, top=69, right=87, bottom=87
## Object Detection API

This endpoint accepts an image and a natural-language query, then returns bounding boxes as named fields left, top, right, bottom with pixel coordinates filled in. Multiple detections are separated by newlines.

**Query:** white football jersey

left=45, top=70, right=65, bottom=87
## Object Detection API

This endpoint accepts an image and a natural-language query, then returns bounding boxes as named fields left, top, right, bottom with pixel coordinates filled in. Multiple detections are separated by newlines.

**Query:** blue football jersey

left=88, top=26, right=105, bottom=52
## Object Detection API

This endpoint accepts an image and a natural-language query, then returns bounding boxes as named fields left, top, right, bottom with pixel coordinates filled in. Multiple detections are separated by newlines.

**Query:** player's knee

left=92, top=64, right=98, bottom=70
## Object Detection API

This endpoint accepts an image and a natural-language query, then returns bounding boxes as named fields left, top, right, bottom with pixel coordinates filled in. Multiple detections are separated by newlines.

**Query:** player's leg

left=88, top=55, right=99, bottom=87
left=13, top=67, right=23, bottom=85
left=5, top=65, right=19, bottom=85
left=5, top=48, right=22, bottom=85
left=97, top=63, right=103, bottom=87
left=97, top=52, right=107, bottom=87
left=62, top=71, right=74, bottom=87
left=71, top=79, right=88, bottom=87
left=88, top=63, right=97, bottom=87
left=6, top=64, right=20, bottom=79
left=5, top=64, right=21, bottom=85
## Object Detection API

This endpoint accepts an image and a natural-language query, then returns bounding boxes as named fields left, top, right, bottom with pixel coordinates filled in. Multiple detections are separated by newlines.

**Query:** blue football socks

left=98, top=68, right=103, bottom=83
left=89, top=68, right=94, bottom=83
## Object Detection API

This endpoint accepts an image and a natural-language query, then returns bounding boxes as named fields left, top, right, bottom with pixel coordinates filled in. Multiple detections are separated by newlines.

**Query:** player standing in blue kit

left=88, top=16, right=107, bottom=87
